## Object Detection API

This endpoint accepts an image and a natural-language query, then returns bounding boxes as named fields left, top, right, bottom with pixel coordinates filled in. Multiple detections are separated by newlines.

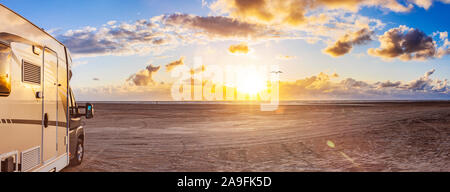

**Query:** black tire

left=70, top=138, right=84, bottom=166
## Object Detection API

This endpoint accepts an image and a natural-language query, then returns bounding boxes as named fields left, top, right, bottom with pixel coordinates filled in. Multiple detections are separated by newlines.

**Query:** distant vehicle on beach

left=0, top=3, right=94, bottom=172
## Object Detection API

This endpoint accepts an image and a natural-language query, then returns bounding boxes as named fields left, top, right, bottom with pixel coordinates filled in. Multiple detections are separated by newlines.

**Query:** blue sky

left=1, top=0, right=449, bottom=100
left=1, top=0, right=208, bottom=28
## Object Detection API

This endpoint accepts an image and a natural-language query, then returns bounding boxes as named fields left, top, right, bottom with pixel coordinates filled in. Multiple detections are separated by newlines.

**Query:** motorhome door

left=42, top=48, right=58, bottom=163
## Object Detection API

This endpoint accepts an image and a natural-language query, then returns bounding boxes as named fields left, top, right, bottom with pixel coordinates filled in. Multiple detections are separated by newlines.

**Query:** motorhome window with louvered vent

left=22, top=61, right=41, bottom=85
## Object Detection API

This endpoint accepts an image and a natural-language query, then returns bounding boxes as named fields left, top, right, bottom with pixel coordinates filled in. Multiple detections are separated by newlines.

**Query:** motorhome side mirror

left=85, top=103, right=94, bottom=119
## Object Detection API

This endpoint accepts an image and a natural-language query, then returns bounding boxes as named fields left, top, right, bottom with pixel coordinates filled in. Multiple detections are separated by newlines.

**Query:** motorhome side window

left=69, top=89, right=79, bottom=116
left=0, top=42, right=11, bottom=96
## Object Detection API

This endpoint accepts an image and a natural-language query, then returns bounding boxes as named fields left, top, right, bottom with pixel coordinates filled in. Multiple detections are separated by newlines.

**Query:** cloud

left=324, top=28, right=374, bottom=57
left=202, top=0, right=209, bottom=7
left=93, top=78, right=100, bottom=81
left=331, top=72, right=339, bottom=78
left=152, top=38, right=168, bottom=45
left=57, top=13, right=283, bottom=58
left=127, top=64, right=161, bottom=86
left=279, top=69, right=449, bottom=100
left=410, top=0, right=433, bottom=9
left=210, top=0, right=435, bottom=28
left=407, top=69, right=436, bottom=91
left=368, top=26, right=437, bottom=61
left=279, top=72, right=340, bottom=96
left=107, top=20, right=117, bottom=25
left=160, top=11, right=382, bottom=48
left=434, top=31, right=450, bottom=58
left=409, top=0, right=450, bottom=9
left=57, top=7, right=388, bottom=59
left=57, top=20, right=174, bottom=58
left=190, top=65, right=207, bottom=75
left=376, top=80, right=402, bottom=88
left=163, top=13, right=281, bottom=40
left=75, top=69, right=449, bottom=101
left=228, top=42, right=250, bottom=54
left=208, top=1, right=388, bottom=50
left=341, top=78, right=370, bottom=89
left=56, top=1, right=449, bottom=61
left=166, top=57, right=185, bottom=72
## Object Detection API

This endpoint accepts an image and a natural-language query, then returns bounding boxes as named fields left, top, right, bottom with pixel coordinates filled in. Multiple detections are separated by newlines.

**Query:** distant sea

left=80, top=100, right=450, bottom=106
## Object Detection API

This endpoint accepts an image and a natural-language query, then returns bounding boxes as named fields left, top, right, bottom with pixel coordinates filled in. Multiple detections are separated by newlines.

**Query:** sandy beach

left=63, top=102, right=450, bottom=172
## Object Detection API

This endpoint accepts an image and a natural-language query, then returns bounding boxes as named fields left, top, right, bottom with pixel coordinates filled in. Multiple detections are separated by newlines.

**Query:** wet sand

left=63, top=102, right=450, bottom=172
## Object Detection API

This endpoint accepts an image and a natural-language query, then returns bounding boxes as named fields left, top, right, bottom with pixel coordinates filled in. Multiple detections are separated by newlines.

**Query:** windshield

left=0, top=42, right=11, bottom=96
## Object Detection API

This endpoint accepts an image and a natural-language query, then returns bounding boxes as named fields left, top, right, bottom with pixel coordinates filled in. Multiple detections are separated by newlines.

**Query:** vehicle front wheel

left=70, top=138, right=84, bottom=166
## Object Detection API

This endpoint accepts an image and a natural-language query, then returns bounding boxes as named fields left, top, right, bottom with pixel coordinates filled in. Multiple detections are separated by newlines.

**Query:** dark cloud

left=57, top=20, right=168, bottom=57
left=407, top=69, right=435, bottom=91
left=127, top=64, right=161, bottom=86
left=352, top=28, right=375, bottom=44
left=340, top=78, right=370, bottom=88
left=396, top=69, right=448, bottom=93
left=324, top=28, right=374, bottom=57
left=166, top=57, right=185, bottom=72
left=324, top=41, right=353, bottom=57
left=58, top=27, right=120, bottom=55
left=368, top=26, right=437, bottom=61
left=152, top=38, right=168, bottom=45
left=376, top=80, right=402, bottom=88
left=163, top=13, right=281, bottom=39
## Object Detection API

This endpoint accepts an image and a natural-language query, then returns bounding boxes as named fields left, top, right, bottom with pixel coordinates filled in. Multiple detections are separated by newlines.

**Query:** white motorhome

left=0, top=4, right=94, bottom=172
